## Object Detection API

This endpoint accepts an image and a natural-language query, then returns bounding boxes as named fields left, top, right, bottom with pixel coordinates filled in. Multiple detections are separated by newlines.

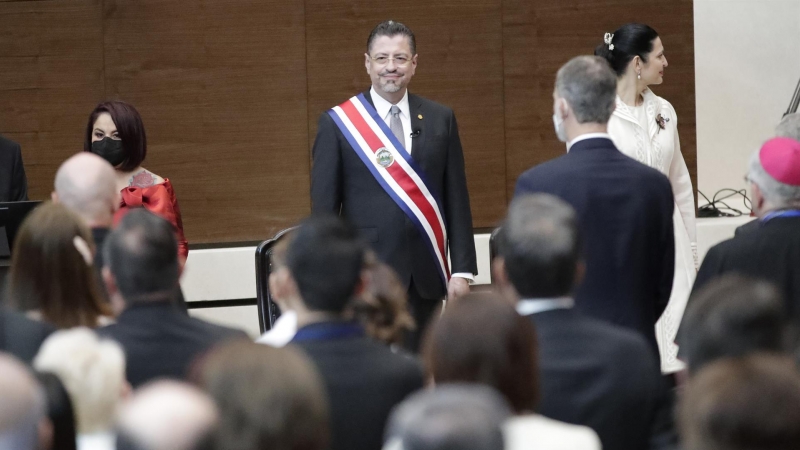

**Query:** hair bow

left=604, top=33, right=614, bottom=51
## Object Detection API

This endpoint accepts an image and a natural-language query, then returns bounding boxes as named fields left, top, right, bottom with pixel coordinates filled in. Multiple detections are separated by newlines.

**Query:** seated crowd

left=3, top=60, right=800, bottom=450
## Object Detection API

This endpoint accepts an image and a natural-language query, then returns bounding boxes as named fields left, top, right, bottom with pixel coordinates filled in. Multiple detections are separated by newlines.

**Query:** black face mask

left=91, top=137, right=126, bottom=167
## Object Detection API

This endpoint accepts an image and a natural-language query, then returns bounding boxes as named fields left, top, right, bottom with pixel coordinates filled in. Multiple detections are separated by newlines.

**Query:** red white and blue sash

left=328, top=93, right=450, bottom=288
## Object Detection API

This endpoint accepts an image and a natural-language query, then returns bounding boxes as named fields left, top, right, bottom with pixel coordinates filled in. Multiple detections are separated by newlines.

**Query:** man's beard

left=380, top=78, right=402, bottom=93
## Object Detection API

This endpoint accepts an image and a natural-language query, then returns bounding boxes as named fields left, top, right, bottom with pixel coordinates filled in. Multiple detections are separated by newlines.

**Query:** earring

left=637, top=72, right=641, bottom=80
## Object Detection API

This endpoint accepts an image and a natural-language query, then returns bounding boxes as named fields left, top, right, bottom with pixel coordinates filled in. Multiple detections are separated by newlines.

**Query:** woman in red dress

left=83, top=101, right=189, bottom=263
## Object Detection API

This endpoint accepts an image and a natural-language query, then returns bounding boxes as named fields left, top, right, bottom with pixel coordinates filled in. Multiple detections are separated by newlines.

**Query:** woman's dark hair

left=423, top=292, right=539, bottom=414
left=594, top=23, right=659, bottom=76
left=7, top=203, right=111, bottom=328
left=35, top=371, right=78, bottom=450
left=84, top=100, right=147, bottom=171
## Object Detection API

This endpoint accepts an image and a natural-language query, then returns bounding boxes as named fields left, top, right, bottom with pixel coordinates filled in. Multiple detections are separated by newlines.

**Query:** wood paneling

left=0, top=0, right=695, bottom=244
left=304, top=0, right=508, bottom=228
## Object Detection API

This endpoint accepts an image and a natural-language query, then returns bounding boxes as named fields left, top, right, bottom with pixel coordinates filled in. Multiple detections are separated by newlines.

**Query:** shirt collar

left=516, top=297, right=574, bottom=316
left=566, top=132, right=612, bottom=152
left=370, top=86, right=410, bottom=120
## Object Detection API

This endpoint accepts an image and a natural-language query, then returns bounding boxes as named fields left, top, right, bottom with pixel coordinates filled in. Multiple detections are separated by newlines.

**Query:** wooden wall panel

left=102, top=0, right=308, bottom=243
left=502, top=0, right=697, bottom=201
left=0, top=0, right=104, bottom=200
left=304, top=0, right=508, bottom=228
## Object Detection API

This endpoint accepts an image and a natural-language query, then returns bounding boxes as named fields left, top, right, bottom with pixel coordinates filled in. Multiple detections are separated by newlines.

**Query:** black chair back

left=255, top=227, right=297, bottom=333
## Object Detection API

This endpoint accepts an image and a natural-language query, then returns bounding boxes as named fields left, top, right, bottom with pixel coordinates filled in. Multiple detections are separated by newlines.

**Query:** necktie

left=390, top=105, right=405, bottom=150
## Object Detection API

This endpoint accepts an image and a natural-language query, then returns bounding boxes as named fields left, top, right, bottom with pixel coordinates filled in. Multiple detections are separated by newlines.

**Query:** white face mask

left=552, top=108, right=568, bottom=143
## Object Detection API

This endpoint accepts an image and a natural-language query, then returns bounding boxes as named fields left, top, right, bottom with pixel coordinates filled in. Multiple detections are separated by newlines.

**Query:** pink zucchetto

left=759, top=137, right=800, bottom=186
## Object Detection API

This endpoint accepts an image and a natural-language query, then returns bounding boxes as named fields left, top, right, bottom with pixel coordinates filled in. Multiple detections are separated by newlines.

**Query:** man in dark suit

left=0, top=134, right=28, bottom=202
left=493, top=194, right=674, bottom=450
left=514, top=56, right=675, bottom=353
left=690, top=137, right=800, bottom=318
left=310, top=20, right=477, bottom=349
left=0, top=308, right=54, bottom=364
left=286, top=216, right=424, bottom=450
left=97, top=209, right=247, bottom=388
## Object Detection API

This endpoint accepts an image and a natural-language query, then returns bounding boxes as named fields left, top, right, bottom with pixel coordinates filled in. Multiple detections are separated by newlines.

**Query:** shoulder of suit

left=410, top=94, right=454, bottom=115
left=0, top=135, right=20, bottom=152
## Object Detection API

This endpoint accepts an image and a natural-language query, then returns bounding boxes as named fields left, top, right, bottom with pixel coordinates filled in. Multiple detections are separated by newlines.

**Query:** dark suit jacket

left=514, top=137, right=675, bottom=351
left=311, top=90, right=477, bottom=300
left=691, top=216, right=800, bottom=317
left=529, top=308, right=667, bottom=450
left=97, top=302, right=248, bottom=388
left=0, top=135, right=28, bottom=202
left=0, top=308, right=55, bottom=363
left=291, top=322, right=424, bottom=450
left=733, top=218, right=758, bottom=236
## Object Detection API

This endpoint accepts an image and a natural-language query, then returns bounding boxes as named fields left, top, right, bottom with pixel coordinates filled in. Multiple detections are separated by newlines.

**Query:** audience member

left=196, top=341, right=329, bottom=450
left=346, top=252, right=415, bottom=347
left=0, top=134, right=28, bottom=202
left=513, top=55, right=675, bottom=356
left=256, top=235, right=300, bottom=347
left=383, top=384, right=510, bottom=450
left=286, top=215, right=424, bottom=450
left=0, top=353, right=49, bottom=450
left=52, top=152, right=119, bottom=290
left=116, top=381, right=217, bottom=450
left=677, top=274, right=789, bottom=375
left=424, top=291, right=601, bottom=450
left=33, top=328, right=126, bottom=450
left=690, top=137, right=800, bottom=319
left=0, top=307, right=54, bottom=364
left=98, top=209, right=247, bottom=387
left=84, top=101, right=189, bottom=262
left=678, top=354, right=800, bottom=450
left=493, top=194, right=671, bottom=450
left=35, top=372, right=78, bottom=450
left=6, top=202, right=112, bottom=329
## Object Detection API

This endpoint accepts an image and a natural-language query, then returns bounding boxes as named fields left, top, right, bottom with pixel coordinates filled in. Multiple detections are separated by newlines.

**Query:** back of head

left=287, top=215, right=366, bottom=314
left=104, top=208, right=180, bottom=302
left=747, top=137, right=800, bottom=210
left=555, top=55, right=617, bottom=124
left=384, top=384, right=511, bottom=450
left=775, top=113, right=800, bottom=141
left=0, top=353, right=46, bottom=450
left=678, top=275, right=787, bottom=374
left=54, top=152, right=118, bottom=225
left=35, top=372, right=78, bottom=450
left=679, top=354, right=800, bottom=450
left=195, top=341, right=329, bottom=450
left=116, top=380, right=218, bottom=450
left=594, top=23, right=660, bottom=76
left=33, top=327, right=125, bottom=434
left=497, top=194, right=582, bottom=298
left=424, top=292, right=538, bottom=413
left=8, top=202, right=109, bottom=328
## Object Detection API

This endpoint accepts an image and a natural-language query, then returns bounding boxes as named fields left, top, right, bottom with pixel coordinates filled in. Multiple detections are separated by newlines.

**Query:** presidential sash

left=328, top=93, right=450, bottom=288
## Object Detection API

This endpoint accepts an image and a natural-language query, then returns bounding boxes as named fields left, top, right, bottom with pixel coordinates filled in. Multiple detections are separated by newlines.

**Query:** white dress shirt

left=255, top=310, right=298, bottom=347
left=369, top=87, right=472, bottom=283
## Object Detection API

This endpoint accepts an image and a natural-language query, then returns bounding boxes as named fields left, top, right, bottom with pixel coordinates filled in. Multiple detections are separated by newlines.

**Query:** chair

left=255, top=227, right=297, bottom=333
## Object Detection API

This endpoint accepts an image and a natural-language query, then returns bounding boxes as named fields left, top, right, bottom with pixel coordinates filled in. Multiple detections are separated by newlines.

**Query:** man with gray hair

left=0, top=353, right=49, bottom=450
left=514, top=55, right=675, bottom=355
left=383, top=384, right=510, bottom=450
left=690, top=137, right=800, bottom=318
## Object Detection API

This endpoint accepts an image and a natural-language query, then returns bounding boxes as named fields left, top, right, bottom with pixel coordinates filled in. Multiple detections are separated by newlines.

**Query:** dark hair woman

left=595, top=23, right=696, bottom=374
left=84, top=101, right=188, bottom=262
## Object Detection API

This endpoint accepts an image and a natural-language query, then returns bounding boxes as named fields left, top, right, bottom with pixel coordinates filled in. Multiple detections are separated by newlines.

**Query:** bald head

left=54, top=152, right=119, bottom=227
left=0, top=353, right=46, bottom=450
left=116, top=381, right=218, bottom=450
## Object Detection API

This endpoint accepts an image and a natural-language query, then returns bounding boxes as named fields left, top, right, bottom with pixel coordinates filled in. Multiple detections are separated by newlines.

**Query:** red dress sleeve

left=114, top=179, right=189, bottom=263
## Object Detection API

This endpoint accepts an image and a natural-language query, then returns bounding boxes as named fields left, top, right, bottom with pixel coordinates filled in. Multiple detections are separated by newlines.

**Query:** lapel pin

left=418, top=114, right=423, bottom=119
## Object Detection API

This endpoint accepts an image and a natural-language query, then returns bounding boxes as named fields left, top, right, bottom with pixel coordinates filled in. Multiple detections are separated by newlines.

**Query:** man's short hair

left=747, top=148, right=800, bottom=209
left=497, top=194, right=582, bottom=298
left=54, top=153, right=117, bottom=224
left=679, top=354, right=800, bottom=450
left=103, top=209, right=180, bottom=300
left=555, top=56, right=617, bottom=124
left=33, top=328, right=125, bottom=434
left=384, top=384, right=511, bottom=450
left=367, top=20, right=417, bottom=55
left=776, top=113, right=800, bottom=141
left=677, top=275, right=788, bottom=374
left=286, top=215, right=366, bottom=314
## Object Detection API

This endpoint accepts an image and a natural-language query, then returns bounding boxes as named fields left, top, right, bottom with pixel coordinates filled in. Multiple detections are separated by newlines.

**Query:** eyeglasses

left=369, top=55, right=412, bottom=66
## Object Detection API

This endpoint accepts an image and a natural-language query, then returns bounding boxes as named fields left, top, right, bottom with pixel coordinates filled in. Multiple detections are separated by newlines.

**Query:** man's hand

left=447, top=277, right=470, bottom=302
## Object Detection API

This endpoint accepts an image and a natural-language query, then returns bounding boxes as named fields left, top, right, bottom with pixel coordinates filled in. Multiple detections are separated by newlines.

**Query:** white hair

left=748, top=150, right=800, bottom=209
left=776, top=113, right=800, bottom=141
left=54, top=153, right=118, bottom=225
left=0, top=354, right=46, bottom=450
left=33, top=328, right=126, bottom=434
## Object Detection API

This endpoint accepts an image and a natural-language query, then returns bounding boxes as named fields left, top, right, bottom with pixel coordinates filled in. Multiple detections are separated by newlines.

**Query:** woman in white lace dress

left=596, top=23, right=697, bottom=373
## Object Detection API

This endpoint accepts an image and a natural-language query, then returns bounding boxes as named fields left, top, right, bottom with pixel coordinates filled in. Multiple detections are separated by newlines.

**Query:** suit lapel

left=409, top=93, right=425, bottom=162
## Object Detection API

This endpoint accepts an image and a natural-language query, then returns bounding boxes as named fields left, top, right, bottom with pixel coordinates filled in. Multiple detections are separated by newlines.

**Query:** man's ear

left=491, top=256, right=509, bottom=286
left=102, top=267, right=117, bottom=296
left=51, top=191, right=59, bottom=203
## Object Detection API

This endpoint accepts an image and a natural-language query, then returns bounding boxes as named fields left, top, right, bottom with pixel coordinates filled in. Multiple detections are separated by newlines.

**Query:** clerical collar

left=516, top=297, right=574, bottom=316
left=566, top=133, right=612, bottom=152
